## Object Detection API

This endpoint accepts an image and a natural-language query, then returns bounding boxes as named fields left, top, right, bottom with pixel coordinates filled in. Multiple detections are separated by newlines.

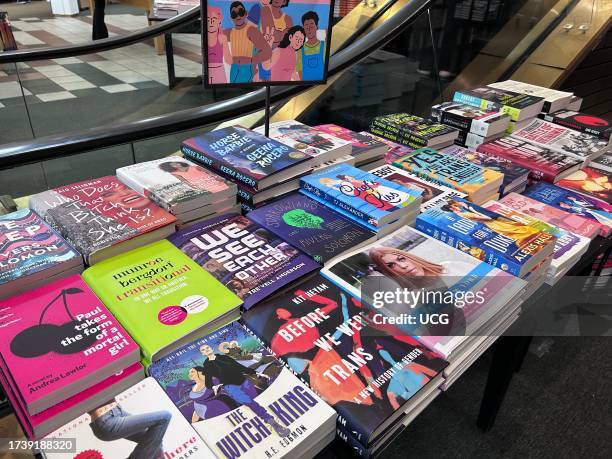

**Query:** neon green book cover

left=83, top=240, right=242, bottom=364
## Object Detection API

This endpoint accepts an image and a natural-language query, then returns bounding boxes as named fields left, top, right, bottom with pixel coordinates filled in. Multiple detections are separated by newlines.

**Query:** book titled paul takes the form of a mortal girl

left=83, top=240, right=242, bottom=365
left=0, top=275, right=139, bottom=415
left=149, top=321, right=337, bottom=459
left=41, top=377, right=216, bottom=459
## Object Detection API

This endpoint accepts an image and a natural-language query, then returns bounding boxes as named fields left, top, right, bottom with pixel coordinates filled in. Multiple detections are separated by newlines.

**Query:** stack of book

left=488, top=80, right=574, bottom=116
left=40, top=378, right=216, bottom=459
left=361, top=131, right=415, bottom=164
left=541, top=109, right=612, bottom=143
left=392, top=147, right=504, bottom=204
left=556, top=166, right=611, bottom=205
left=315, top=124, right=389, bottom=170
left=149, top=321, right=338, bottom=459
left=0, top=208, right=83, bottom=300
left=369, top=113, right=460, bottom=150
left=299, top=163, right=423, bottom=237
left=441, top=144, right=529, bottom=196
left=431, top=101, right=510, bottom=149
left=29, top=176, right=177, bottom=265
left=82, top=240, right=243, bottom=366
left=0, top=275, right=142, bottom=439
left=181, top=126, right=313, bottom=214
left=117, top=156, right=239, bottom=227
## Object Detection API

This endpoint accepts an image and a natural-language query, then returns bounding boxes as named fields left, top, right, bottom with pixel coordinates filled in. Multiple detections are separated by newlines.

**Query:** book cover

left=453, top=86, right=544, bottom=121
left=542, top=110, right=612, bottom=140
left=241, top=274, right=449, bottom=445
left=0, top=274, right=139, bottom=415
left=441, top=145, right=529, bottom=194
left=488, top=80, right=572, bottom=113
left=149, top=321, right=336, bottom=459
left=499, top=192, right=602, bottom=239
left=590, top=152, right=612, bottom=173
left=256, top=120, right=352, bottom=164
left=556, top=167, right=611, bottom=204
left=168, top=214, right=319, bottom=310
left=391, top=147, right=503, bottom=200
left=431, top=102, right=509, bottom=136
left=42, top=377, right=216, bottom=459
left=247, top=193, right=375, bottom=264
left=371, top=113, right=458, bottom=144
left=117, top=157, right=235, bottom=213
left=300, top=164, right=421, bottom=227
left=315, top=124, right=387, bottom=160
left=82, top=240, right=242, bottom=364
left=0, top=209, right=81, bottom=296
left=181, top=126, right=310, bottom=189
left=523, top=182, right=612, bottom=235
left=29, top=176, right=176, bottom=264
left=416, top=198, right=556, bottom=277
left=369, top=164, right=467, bottom=212
left=512, top=119, right=608, bottom=161
left=360, top=132, right=414, bottom=163
left=477, top=136, right=581, bottom=183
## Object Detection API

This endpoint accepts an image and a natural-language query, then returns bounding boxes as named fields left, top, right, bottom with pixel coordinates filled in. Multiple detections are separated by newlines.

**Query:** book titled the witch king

left=149, top=321, right=337, bottom=459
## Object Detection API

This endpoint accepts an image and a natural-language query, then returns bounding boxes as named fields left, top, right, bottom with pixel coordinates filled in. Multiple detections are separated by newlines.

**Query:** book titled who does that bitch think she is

left=82, top=240, right=242, bottom=366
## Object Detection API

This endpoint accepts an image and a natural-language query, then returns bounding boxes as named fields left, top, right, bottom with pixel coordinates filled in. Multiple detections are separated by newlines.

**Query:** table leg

left=165, top=33, right=176, bottom=89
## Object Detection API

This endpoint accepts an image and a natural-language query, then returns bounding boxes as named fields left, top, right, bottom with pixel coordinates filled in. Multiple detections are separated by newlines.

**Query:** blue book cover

left=247, top=193, right=375, bottom=263
left=300, top=164, right=421, bottom=227
left=181, top=126, right=310, bottom=189
left=416, top=198, right=555, bottom=277
left=523, top=182, right=612, bottom=233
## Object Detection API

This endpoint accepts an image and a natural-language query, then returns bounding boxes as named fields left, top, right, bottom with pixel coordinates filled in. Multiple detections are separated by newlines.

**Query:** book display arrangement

left=0, top=79, right=610, bottom=458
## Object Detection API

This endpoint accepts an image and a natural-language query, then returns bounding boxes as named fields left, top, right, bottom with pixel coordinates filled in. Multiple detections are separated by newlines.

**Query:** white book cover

left=42, top=377, right=215, bottom=459
left=488, top=80, right=573, bottom=112
left=369, top=164, right=467, bottom=212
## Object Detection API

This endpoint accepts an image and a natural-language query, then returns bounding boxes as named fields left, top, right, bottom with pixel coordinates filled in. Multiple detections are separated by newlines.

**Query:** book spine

left=240, top=322, right=372, bottom=448
left=435, top=111, right=473, bottom=133
left=453, top=92, right=498, bottom=111
left=236, top=186, right=255, bottom=205
left=181, top=144, right=259, bottom=189
left=335, top=424, right=371, bottom=458
left=300, top=180, right=374, bottom=226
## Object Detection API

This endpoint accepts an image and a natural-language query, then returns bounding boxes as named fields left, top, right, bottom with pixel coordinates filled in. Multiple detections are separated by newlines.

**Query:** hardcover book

left=29, top=176, right=176, bottom=265
left=391, top=147, right=503, bottom=203
left=369, top=164, right=467, bottom=212
left=41, top=377, right=216, bottom=459
left=0, top=209, right=82, bottom=300
left=452, top=86, right=545, bottom=121
left=499, top=192, right=602, bottom=239
left=241, top=274, right=450, bottom=447
left=0, top=275, right=140, bottom=415
left=416, top=198, right=556, bottom=277
left=431, top=102, right=510, bottom=137
left=255, top=120, right=352, bottom=166
left=488, top=80, right=573, bottom=113
left=512, top=119, right=608, bottom=163
left=149, top=321, right=337, bottom=459
left=477, top=135, right=581, bottom=183
left=180, top=126, right=311, bottom=190
left=542, top=110, right=612, bottom=140
left=82, top=240, right=242, bottom=365
left=441, top=145, right=529, bottom=195
left=523, top=182, right=612, bottom=235
left=168, top=214, right=319, bottom=310
left=314, top=124, right=388, bottom=165
left=370, top=113, right=459, bottom=148
left=556, top=167, right=612, bottom=204
left=300, top=163, right=421, bottom=227
left=116, top=157, right=236, bottom=214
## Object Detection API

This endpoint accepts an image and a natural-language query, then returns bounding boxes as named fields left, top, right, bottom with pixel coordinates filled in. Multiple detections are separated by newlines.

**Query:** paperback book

left=488, top=80, right=573, bottom=113
left=300, top=163, right=421, bottom=227
left=416, top=198, right=556, bottom=277
left=452, top=86, right=545, bottom=121
left=0, top=208, right=82, bottom=300
left=477, top=135, right=581, bottom=183
left=29, top=176, right=176, bottom=265
left=247, top=193, right=376, bottom=264
left=0, top=274, right=139, bottom=415
left=360, top=132, right=414, bottom=164
left=168, top=214, right=319, bottom=309
left=82, top=240, right=242, bottom=365
left=116, top=157, right=236, bottom=214
left=370, top=113, right=459, bottom=148
left=542, top=110, right=612, bottom=141
left=454, top=129, right=504, bottom=150
left=41, top=377, right=216, bottom=459
left=391, top=147, right=503, bottom=204
left=556, top=167, right=611, bottom=204
left=181, top=126, right=311, bottom=190
left=314, top=124, right=388, bottom=165
left=431, top=102, right=510, bottom=137
left=241, top=274, right=449, bottom=447
left=255, top=120, right=352, bottom=166
left=149, top=321, right=337, bottom=459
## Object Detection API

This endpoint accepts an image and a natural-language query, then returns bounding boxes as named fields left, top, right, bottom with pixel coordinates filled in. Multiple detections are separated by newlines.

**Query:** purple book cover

left=168, top=214, right=319, bottom=309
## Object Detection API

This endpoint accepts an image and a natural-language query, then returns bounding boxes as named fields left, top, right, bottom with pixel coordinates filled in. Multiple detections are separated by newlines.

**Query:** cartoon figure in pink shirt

left=264, top=25, right=305, bottom=81
left=207, top=6, right=230, bottom=84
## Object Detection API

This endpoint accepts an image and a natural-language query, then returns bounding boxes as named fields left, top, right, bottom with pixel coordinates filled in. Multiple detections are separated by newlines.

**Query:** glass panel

left=0, top=162, right=47, bottom=198
left=0, top=62, right=35, bottom=144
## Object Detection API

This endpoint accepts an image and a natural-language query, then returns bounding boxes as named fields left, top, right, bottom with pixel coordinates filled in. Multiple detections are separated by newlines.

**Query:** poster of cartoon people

left=204, top=0, right=334, bottom=86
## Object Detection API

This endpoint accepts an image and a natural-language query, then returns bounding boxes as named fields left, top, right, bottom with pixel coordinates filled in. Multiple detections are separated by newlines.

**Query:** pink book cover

left=0, top=274, right=139, bottom=414
left=500, top=192, right=602, bottom=239
left=0, top=362, right=143, bottom=439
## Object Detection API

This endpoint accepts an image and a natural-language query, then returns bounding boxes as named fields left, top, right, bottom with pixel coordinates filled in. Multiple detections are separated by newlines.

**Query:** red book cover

left=556, top=167, right=612, bottom=205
